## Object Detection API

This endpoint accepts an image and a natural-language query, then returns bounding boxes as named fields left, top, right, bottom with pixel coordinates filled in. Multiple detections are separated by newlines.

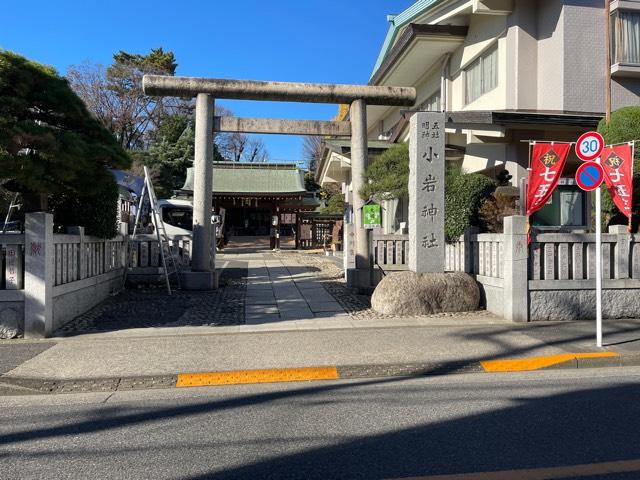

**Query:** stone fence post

left=609, top=224, right=630, bottom=279
left=24, top=212, right=54, bottom=338
left=68, top=226, right=86, bottom=280
left=462, top=226, right=479, bottom=274
left=503, top=216, right=528, bottom=322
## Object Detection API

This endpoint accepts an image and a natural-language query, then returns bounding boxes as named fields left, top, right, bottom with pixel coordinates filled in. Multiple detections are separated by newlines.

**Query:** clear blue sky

left=2, top=0, right=414, bottom=164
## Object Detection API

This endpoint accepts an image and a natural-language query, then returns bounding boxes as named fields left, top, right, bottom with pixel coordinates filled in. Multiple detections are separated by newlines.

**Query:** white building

left=317, top=0, right=640, bottom=232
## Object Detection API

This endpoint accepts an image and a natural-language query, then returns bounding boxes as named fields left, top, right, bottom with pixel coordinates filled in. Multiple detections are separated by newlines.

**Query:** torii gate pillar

left=182, top=93, right=217, bottom=290
left=349, top=99, right=370, bottom=290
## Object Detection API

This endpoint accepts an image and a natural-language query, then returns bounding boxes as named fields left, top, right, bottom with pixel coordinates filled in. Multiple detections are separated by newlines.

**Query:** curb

left=480, top=351, right=621, bottom=372
left=2, top=351, right=640, bottom=395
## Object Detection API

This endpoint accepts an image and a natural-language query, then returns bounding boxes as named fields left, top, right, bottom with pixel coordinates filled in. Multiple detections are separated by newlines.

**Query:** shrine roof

left=181, top=162, right=307, bottom=195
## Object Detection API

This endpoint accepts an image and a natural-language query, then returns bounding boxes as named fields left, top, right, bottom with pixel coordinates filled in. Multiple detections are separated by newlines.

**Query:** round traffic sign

left=576, top=131, right=604, bottom=161
left=575, top=161, right=605, bottom=191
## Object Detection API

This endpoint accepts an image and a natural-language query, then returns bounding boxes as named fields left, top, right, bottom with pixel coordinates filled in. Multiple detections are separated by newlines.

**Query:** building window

left=612, top=10, right=640, bottom=65
left=530, top=185, right=588, bottom=230
left=420, top=92, right=440, bottom=111
left=465, top=44, right=498, bottom=104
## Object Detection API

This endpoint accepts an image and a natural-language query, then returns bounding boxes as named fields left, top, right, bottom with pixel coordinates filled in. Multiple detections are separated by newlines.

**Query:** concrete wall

left=373, top=218, right=640, bottom=322
left=0, top=292, right=24, bottom=338
left=537, top=0, right=566, bottom=110
left=52, top=269, right=123, bottom=331
left=373, top=0, right=639, bottom=136
left=1, top=213, right=127, bottom=338
left=373, top=68, right=442, bottom=139
left=614, top=78, right=640, bottom=109
left=415, top=67, right=443, bottom=110
left=461, top=143, right=508, bottom=173
left=505, top=0, right=539, bottom=110
left=479, top=281, right=504, bottom=318
left=563, top=0, right=640, bottom=112
left=530, top=288, right=640, bottom=321
left=528, top=226, right=640, bottom=321
left=450, top=14, right=508, bottom=111
left=562, top=0, right=605, bottom=112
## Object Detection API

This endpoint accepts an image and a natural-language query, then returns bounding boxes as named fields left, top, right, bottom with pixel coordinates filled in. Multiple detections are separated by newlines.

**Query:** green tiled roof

left=181, top=162, right=307, bottom=194
left=371, top=0, right=442, bottom=80
left=280, top=195, right=322, bottom=209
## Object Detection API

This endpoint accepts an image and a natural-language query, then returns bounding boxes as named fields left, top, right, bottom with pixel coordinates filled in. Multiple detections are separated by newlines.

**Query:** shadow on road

left=3, top=372, right=640, bottom=479
left=451, top=319, right=640, bottom=355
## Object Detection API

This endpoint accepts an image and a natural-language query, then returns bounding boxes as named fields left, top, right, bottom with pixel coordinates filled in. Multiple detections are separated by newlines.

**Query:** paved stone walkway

left=242, top=255, right=346, bottom=324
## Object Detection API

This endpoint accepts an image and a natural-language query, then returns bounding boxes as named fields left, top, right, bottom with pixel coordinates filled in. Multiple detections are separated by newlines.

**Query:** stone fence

left=0, top=211, right=203, bottom=338
left=126, top=234, right=192, bottom=284
left=529, top=225, right=640, bottom=321
left=374, top=217, right=640, bottom=322
left=373, top=226, right=514, bottom=319
left=0, top=213, right=126, bottom=338
left=0, top=232, right=25, bottom=339
left=372, top=234, right=409, bottom=271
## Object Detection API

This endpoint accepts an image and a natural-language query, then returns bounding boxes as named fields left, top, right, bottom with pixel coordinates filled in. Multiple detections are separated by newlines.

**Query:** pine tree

left=0, top=51, right=130, bottom=236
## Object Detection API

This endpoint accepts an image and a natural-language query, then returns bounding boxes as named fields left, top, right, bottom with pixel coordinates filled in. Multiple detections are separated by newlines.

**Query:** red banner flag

left=602, top=143, right=634, bottom=225
left=526, top=143, right=572, bottom=216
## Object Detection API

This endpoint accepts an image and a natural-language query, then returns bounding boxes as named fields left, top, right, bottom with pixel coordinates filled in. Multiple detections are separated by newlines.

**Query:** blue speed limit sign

left=576, top=131, right=604, bottom=161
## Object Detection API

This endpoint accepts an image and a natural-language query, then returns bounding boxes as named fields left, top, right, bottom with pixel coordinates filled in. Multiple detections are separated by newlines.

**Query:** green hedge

left=445, top=172, right=496, bottom=242
left=359, top=142, right=496, bottom=241
left=321, top=193, right=345, bottom=215
left=598, top=107, right=640, bottom=160
left=597, top=106, right=640, bottom=229
left=49, top=174, right=120, bottom=238
left=360, top=143, right=409, bottom=201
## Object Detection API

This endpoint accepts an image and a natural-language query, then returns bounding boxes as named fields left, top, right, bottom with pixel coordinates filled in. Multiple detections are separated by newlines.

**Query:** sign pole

left=596, top=182, right=603, bottom=347
left=574, top=131, right=606, bottom=348
left=605, top=0, right=612, bottom=126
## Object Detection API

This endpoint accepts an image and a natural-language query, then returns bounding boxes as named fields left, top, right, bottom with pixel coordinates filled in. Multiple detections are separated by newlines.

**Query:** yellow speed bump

left=176, top=366, right=339, bottom=388
left=481, top=352, right=619, bottom=373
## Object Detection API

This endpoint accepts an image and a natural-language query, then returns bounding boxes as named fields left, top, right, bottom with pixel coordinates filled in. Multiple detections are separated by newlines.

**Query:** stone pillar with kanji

left=408, top=111, right=445, bottom=273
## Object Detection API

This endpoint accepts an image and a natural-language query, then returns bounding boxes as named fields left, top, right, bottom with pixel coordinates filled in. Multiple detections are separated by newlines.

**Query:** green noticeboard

left=363, top=203, right=381, bottom=229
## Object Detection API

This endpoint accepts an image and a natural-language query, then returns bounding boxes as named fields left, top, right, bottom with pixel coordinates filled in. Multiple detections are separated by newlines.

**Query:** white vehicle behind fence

left=155, top=199, right=224, bottom=238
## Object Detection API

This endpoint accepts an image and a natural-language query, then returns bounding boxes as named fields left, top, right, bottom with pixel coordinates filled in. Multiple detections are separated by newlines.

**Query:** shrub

left=597, top=106, right=640, bottom=230
left=445, top=172, right=496, bottom=242
left=321, top=193, right=345, bottom=215
left=0, top=51, right=130, bottom=237
left=360, top=143, right=409, bottom=201
left=598, top=107, right=640, bottom=163
left=358, top=142, right=496, bottom=241
left=478, top=189, right=519, bottom=233
left=49, top=174, right=120, bottom=238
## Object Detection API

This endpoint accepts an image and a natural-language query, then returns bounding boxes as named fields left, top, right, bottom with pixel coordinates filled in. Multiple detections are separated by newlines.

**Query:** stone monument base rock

left=371, top=271, right=480, bottom=316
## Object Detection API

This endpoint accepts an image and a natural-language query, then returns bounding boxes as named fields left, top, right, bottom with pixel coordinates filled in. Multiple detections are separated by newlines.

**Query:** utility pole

left=605, top=0, right=612, bottom=125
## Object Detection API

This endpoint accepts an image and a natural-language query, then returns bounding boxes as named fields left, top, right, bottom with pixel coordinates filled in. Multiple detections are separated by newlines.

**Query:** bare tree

left=213, top=105, right=269, bottom=162
left=68, top=54, right=270, bottom=163
left=67, top=49, right=190, bottom=150
left=302, top=135, right=324, bottom=171
left=245, top=137, right=269, bottom=162
left=217, top=134, right=268, bottom=162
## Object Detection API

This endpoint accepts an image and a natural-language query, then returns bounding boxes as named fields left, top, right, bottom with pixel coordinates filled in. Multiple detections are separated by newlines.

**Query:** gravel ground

left=275, top=251, right=492, bottom=321
left=56, top=268, right=247, bottom=335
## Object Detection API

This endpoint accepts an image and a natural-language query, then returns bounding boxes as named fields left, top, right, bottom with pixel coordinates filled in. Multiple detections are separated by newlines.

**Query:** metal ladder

left=2, top=193, right=21, bottom=233
left=124, top=166, right=181, bottom=294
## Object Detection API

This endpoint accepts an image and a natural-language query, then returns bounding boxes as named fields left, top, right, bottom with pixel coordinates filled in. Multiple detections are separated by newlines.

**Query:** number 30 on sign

left=576, top=131, right=604, bottom=161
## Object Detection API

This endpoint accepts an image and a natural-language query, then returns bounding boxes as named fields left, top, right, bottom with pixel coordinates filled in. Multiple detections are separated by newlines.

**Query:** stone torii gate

left=142, top=75, right=416, bottom=290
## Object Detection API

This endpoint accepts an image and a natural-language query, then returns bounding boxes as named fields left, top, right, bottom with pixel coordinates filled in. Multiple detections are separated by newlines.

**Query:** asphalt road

left=3, top=368, right=640, bottom=479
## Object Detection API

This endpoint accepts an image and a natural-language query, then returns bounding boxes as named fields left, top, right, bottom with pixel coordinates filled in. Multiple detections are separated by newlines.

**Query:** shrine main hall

left=178, top=161, right=338, bottom=250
